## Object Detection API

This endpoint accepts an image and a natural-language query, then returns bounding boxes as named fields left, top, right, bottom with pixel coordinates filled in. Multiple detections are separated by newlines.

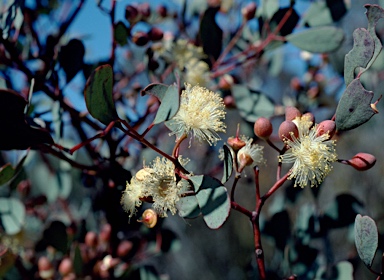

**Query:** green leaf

left=0, top=152, right=28, bottom=186
left=232, top=85, right=275, bottom=122
left=153, top=85, right=180, bottom=124
left=114, top=21, right=128, bottom=46
left=335, top=261, right=354, bottom=280
left=177, top=196, right=201, bottom=218
left=364, top=4, right=384, bottom=72
left=335, top=79, right=377, bottom=131
left=141, top=83, right=169, bottom=100
left=191, top=175, right=230, bottom=229
left=354, top=214, right=378, bottom=267
left=84, top=65, right=118, bottom=125
left=344, top=28, right=374, bottom=86
left=0, top=198, right=25, bottom=235
left=43, top=221, right=68, bottom=254
left=0, top=164, right=15, bottom=186
left=221, top=145, right=233, bottom=183
left=302, top=1, right=333, bottom=27
left=139, top=265, right=160, bottom=280
left=286, top=26, right=344, bottom=53
left=73, top=245, right=83, bottom=276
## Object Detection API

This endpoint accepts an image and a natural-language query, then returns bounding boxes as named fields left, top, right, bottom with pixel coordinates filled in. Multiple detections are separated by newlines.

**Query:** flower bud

left=218, top=74, right=234, bottom=90
left=148, top=27, right=163, bottom=41
left=302, top=112, right=315, bottom=125
left=316, top=120, right=336, bottom=139
left=290, top=77, right=303, bottom=91
left=132, top=31, right=149, bottom=46
left=254, top=117, right=273, bottom=139
left=347, top=153, right=376, bottom=171
left=117, top=240, right=133, bottom=258
left=38, top=256, right=54, bottom=279
left=139, top=209, right=157, bottom=228
left=285, top=106, right=301, bottom=121
left=278, top=120, right=298, bottom=142
left=85, top=231, right=98, bottom=247
left=138, top=3, right=151, bottom=18
left=125, top=5, right=139, bottom=22
left=99, top=223, right=112, bottom=242
left=241, top=2, right=257, bottom=21
left=227, top=136, right=246, bottom=151
left=59, top=257, right=73, bottom=276
left=157, top=5, right=167, bottom=17
left=223, top=95, right=236, bottom=108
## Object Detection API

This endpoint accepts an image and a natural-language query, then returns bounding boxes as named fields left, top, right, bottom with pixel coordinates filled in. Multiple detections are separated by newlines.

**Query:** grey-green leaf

left=177, top=195, right=201, bottom=218
left=0, top=197, right=25, bottom=235
left=354, top=214, right=378, bottom=267
left=192, top=175, right=230, bottom=229
left=232, top=85, right=275, bottom=122
left=84, top=65, right=118, bottom=125
left=141, top=83, right=169, bottom=100
left=153, top=85, right=180, bottom=124
left=344, top=28, right=374, bottom=86
left=286, top=26, right=344, bottom=53
left=364, top=4, right=384, bottom=71
left=335, top=79, right=377, bottom=131
left=221, top=145, right=233, bottom=183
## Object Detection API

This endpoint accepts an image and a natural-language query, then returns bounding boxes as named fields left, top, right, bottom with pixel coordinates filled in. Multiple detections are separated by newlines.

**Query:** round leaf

left=177, top=195, right=201, bottom=218
left=191, top=175, right=230, bottom=229
left=232, top=85, right=275, bottom=122
left=84, top=65, right=118, bottom=125
left=114, top=21, right=128, bottom=46
left=153, top=85, right=180, bottom=124
left=335, top=79, right=376, bottom=131
left=141, top=83, right=169, bottom=100
left=354, top=214, right=378, bottom=267
left=344, top=28, right=374, bottom=86
left=0, top=198, right=25, bottom=235
left=286, top=26, right=344, bottom=53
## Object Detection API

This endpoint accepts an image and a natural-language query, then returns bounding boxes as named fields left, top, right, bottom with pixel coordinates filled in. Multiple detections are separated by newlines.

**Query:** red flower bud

left=59, top=257, right=73, bottom=276
left=85, top=231, right=98, bottom=247
left=285, top=106, right=301, bottom=121
left=38, top=256, right=54, bottom=279
left=254, top=117, right=273, bottom=139
left=278, top=120, right=298, bottom=142
left=132, top=32, right=149, bottom=46
left=316, top=120, right=336, bottom=139
left=157, top=5, right=167, bottom=17
left=117, top=240, right=133, bottom=257
left=138, top=3, right=151, bottom=18
left=148, top=27, right=163, bottom=41
left=125, top=5, right=139, bottom=22
left=241, top=2, right=257, bottom=21
left=227, top=136, right=246, bottom=151
left=347, top=153, right=376, bottom=171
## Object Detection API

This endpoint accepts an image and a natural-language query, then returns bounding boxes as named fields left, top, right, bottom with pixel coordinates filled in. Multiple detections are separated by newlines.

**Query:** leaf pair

left=335, top=5, right=384, bottom=131
left=177, top=175, right=230, bottom=229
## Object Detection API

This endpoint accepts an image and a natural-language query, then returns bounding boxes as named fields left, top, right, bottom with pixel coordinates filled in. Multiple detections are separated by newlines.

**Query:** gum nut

left=285, top=106, right=301, bottom=121
left=278, top=120, right=298, bottom=142
left=316, top=120, right=336, bottom=138
left=227, top=136, right=246, bottom=151
left=302, top=112, right=315, bottom=125
left=254, top=117, right=273, bottom=139
left=241, top=2, right=257, bottom=21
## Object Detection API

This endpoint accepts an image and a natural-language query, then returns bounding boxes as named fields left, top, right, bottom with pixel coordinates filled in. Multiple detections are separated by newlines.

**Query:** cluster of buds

left=131, top=27, right=164, bottom=47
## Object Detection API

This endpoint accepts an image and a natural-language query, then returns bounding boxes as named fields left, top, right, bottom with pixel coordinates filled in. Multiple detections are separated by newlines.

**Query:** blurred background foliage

left=1, top=0, right=384, bottom=279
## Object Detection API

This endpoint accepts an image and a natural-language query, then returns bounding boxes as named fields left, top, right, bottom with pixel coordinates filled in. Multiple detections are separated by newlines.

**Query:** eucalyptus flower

left=280, top=116, right=337, bottom=188
left=167, top=83, right=226, bottom=145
